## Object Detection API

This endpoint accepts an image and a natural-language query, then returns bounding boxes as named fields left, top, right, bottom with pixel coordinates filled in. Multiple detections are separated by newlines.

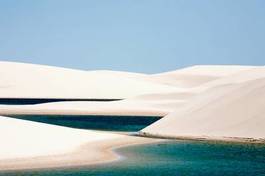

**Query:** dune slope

left=142, top=68, right=265, bottom=141
left=0, top=61, right=177, bottom=99
left=149, top=65, right=255, bottom=88
left=0, top=63, right=257, bottom=116
left=0, top=115, right=119, bottom=160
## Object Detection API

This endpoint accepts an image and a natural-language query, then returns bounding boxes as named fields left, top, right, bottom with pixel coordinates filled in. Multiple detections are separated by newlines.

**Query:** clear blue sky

left=0, top=0, right=265, bottom=73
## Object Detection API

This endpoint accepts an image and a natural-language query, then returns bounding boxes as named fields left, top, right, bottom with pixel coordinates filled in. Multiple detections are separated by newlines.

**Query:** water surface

left=0, top=98, right=120, bottom=105
left=9, top=115, right=161, bottom=132
left=2, top=140, right=265, bottom=176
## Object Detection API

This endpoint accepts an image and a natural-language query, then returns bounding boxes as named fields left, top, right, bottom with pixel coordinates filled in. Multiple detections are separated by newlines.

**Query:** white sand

left=0, top=115, right=160, bottom=171
left=142, top=67, right=265, bottom=141
left=0, top=61, right=178, bottom=99
left=0, top=135, right=159, bottom=171
left=0, top=62, right=256, bottom=117
left=148, top=65, right=255, bottom=88
left=1, top=62, right=265, bottom=170
left=0, top=115, right=120, bottom=160
left=0, top=92, right=191, bottom=116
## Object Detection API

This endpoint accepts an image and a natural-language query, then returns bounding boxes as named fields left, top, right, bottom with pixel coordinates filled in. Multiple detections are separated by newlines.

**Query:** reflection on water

left=2, top=140, right=265, bottom=176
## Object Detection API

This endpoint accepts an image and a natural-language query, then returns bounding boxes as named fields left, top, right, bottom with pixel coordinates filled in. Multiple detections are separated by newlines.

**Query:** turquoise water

left=8, top=115, right=161, bottom=132
left=2, top=140, right=265, bottom=176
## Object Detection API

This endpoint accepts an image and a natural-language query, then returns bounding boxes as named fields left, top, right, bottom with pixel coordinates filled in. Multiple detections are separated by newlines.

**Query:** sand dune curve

left=0, top=61, right=178, bottom=99
left=142, top=70, right=265, bottom=141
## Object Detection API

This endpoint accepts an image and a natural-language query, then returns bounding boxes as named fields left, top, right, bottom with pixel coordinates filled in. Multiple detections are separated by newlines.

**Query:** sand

left=142, top=67, right=265, bottom=141
left=0, top=63, right=256, bottom=116
left=148, top=65, right=256, bottom=88
left=1, top=62, right=264, bottom=171
left=0, top=92, right=188, bottom=116
left=0, top=115, right=160, bottom=171
left=0, top=135, right=158, bottom=172
left=0, top=115, right=120, bottom=160
left=0, top=61, right=178, bottom=99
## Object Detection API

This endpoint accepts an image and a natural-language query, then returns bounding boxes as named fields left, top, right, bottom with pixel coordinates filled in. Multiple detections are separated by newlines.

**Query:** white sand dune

left=0, top=115, right=158, bottom=171
left=0, top=61, right=178, bottom=99
left=0, top=115, right=119, bottom=160
left=142, top=68, right=265, bottom=141
left=0, top=101, right=168, bottom=116
left=0, top=91, right=194, bottom=116
left=0, top=62, right=264, bottom=170
left=0, top=62, right=264, bottom=139
left=148, top=65, right=255, bottom=88
left=192, top=66, right=265, bottom=93
left=0, top=62, right=257, bottom=117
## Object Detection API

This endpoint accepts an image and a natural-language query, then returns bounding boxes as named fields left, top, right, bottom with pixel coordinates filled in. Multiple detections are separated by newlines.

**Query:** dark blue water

left=0, top=98, right=120, bottom=105
left=2, top=140, right=265, bottom=176
left=8, top=115, right=161, bottom=132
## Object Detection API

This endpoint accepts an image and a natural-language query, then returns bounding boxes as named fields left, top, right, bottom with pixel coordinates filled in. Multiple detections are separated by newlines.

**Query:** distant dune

left=0, top=62, right=256, bottom=117
left=148, top=65, right=255, bottom=88
left=0, top=61, right=177, bottom=99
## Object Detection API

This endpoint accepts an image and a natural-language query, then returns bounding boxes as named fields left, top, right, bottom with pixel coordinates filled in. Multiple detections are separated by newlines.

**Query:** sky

left=0, top=0, right=265, bottom=73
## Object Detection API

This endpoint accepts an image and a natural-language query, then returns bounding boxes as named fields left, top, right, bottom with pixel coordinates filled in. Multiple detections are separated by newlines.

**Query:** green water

left=8, top=115, right=160, bottom=132
left=2, top=140, right=265, bottom=176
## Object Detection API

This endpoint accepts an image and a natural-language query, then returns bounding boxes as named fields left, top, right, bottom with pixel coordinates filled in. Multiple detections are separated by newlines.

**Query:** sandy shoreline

left=0, top=135, right=162, bottom=172
left=0, top=109, right=167, bottom=117
left=139, top=132, right=265, bottom=144
left=1, top=133, right=264, bottom=172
